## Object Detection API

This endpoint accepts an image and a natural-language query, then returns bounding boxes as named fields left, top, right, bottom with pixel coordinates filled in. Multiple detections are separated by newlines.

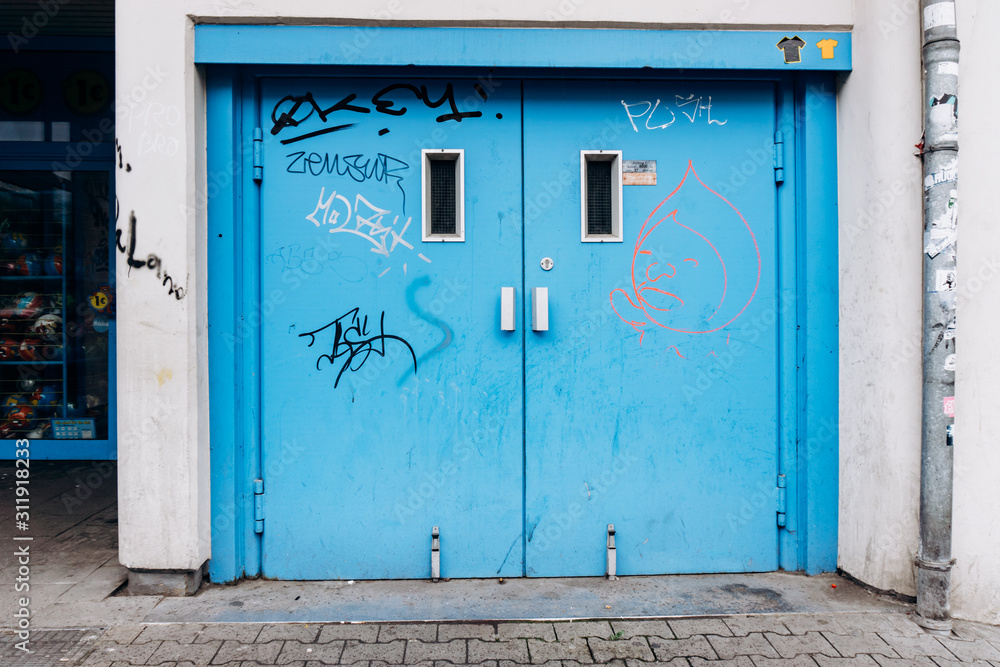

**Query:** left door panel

left=257, top=76, right=524, bottom=579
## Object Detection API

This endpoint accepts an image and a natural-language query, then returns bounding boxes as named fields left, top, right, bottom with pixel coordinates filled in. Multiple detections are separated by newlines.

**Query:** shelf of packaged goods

left=0, top=360, right=63, bottom=366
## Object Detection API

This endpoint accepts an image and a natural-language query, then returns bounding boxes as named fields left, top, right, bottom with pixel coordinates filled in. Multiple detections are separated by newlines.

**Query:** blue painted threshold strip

left=195, top=26, right=851, bottom=71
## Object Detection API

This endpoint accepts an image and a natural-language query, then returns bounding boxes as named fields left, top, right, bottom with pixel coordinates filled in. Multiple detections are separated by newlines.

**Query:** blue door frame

left=203, top=27, right=844, bottom=583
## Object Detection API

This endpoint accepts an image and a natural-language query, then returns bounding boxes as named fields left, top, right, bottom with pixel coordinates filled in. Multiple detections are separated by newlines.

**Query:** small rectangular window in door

left=422, top=149, right=465, bottom=241
left=580, top=150, right=623, bottom=242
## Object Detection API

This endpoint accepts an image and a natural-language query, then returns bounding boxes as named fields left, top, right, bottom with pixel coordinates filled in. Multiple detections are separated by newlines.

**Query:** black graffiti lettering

left=318, top=92, right=370, bottom=121
left=399, top=82, right=483, bottom=123
left=370, top=83, right=420, bottom=116
left=370, top=81, right=488, bottom=121
left=162, top=274, right=185, bottom=300
left=114, top=210, right=186, bottom=300
left=118, top=212, right=146, bottom=271
left=279, top=123, right=356, bottom=145
left=285, top=151, right=409, bottom=211
left=271, top=92, right=371, bottom=136
left=286, top=150, right=306, bottom=173
left=476, top=73, right=501, bottom=97
left=283, top=151, right=409, bottom=183
left=299, top=308, right=416, bottom=389
left=270, top=93, right=317, bottom=135
left=270, top=82, right=485, bottom=141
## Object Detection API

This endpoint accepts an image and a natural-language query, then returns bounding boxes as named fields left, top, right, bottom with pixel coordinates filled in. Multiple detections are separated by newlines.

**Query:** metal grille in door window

left=430, top=160, right=457, bottom=235
left=587, top=160, right=613, bottom=235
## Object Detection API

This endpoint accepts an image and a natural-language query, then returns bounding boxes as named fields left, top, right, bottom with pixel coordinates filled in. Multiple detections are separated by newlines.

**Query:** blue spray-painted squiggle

left=398, top=276, right=453, bottom=385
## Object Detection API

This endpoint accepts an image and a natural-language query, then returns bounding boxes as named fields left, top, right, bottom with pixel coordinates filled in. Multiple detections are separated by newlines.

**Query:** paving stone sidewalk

left=4, top=612, right=1000, bottom=667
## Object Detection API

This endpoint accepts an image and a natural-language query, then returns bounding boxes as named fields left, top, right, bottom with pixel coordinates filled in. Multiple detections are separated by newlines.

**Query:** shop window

left=0, top=170, right=112, bottom=441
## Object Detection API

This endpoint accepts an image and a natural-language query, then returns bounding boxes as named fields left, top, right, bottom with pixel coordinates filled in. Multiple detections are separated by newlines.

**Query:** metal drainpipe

left=916, top=0, right=959, bottom=635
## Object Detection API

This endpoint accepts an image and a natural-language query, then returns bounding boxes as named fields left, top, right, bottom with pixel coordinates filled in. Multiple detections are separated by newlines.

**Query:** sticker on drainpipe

left=943, top=396, right=955, bottom=418
left=938, top=62, right=959, bottom=76
left=935, top=269, right=957, bottom=292
left=924, top=3, right=956, bottom=30
left=925, top=229, right=956, bottom=258
left=944, top=354, right=956, bottom=371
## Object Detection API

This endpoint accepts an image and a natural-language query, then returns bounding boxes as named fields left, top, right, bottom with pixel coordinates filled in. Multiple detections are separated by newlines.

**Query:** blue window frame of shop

left=0, top=38, right=117, bottom=460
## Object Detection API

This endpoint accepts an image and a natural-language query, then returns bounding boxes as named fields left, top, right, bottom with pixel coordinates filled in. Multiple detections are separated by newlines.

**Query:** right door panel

left=523, top=79, right=781, bottom=576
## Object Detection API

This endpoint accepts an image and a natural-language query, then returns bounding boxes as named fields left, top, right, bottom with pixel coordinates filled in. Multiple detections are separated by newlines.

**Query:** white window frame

left=422, top=149, right=465, bottom=242
left=580, top=150, right=623, bottom=242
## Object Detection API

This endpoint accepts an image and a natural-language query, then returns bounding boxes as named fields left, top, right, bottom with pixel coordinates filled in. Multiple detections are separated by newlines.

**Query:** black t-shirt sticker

left=777, top=36, right=806, bottom=64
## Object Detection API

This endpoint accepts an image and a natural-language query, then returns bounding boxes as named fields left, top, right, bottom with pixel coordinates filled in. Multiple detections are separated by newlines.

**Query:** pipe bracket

left=915, top=557, right=957, bottom=572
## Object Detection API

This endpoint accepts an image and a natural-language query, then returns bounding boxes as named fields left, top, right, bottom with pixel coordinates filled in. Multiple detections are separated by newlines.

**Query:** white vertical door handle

left=532, top=287, right=549, bottom=331
left=501, top=287, right=516, bottom=331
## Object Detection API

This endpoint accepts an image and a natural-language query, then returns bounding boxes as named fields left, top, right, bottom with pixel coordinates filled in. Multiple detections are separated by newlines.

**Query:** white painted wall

left=115, top=0, right=1000, bottom=624
left=836, top=0, right=924, bottom=601
left=951, top=0, right=1000, bottom=626
left=836, top=0, right=1000, bottom=626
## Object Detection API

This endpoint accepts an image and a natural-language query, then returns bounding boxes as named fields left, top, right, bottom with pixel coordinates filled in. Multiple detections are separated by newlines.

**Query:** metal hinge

left=253, top=478, right=264, bottom=534
left=773, top=131, right=785, bottom=184
left=776, top=474, right=787, bottom=527
left=253, top=128, right=263, bottom=182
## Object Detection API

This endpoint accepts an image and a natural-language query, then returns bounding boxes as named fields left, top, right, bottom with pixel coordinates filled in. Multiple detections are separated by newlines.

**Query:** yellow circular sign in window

left=0, top=68, right=43, bottom=115
left=63, top=70, right=110, bottom=115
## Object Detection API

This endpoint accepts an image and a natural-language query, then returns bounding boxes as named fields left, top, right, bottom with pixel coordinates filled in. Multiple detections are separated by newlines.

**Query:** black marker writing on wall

left=114, top=147, right=184, bottom=300
left=299, top=307, right=416, bottom=388
left=114, top=208, right=186, bottom=300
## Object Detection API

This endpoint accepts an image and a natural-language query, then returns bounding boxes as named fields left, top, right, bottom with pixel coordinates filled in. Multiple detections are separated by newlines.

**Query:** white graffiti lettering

left=306, top=188, right=413, bottom=258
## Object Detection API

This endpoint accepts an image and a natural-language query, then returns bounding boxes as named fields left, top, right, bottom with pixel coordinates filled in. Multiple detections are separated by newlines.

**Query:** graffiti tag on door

left=610, top=161, right=761, bottom=355
left=304, top=188, right=433, bottom=276
left=298, top=307, right=417, bottom=388
left=270, top=80, right=499, bottom=144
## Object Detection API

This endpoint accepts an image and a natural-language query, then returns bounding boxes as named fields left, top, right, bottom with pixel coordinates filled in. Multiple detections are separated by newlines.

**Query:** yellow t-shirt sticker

left=817, top=39, right=839, bottom=60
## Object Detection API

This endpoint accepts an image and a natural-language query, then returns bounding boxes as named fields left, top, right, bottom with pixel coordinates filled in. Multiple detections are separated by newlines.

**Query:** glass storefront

left=0, top=46, right=115, bottom=457
left=1, top=170, right=112, bottom=441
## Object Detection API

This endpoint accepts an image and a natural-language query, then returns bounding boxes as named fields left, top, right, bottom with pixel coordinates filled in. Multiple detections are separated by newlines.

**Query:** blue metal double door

left=258, top=75, right=781, bottom=579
